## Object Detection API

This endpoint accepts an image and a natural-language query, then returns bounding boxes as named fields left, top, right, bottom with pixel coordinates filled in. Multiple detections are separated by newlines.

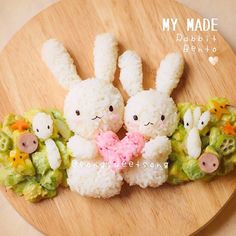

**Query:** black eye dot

left=47, top=125, right=50, bottom=129
left=186, top=123, right=189, bottom=126
left=213, top=163, right=216, bottom=167
left=109, top=105, right=113, bottom=112
left=161, top=115, right=165, bottom=121
left=22, top=142, right=26, bottom=146
left=220, top=106, right=223, bottom=109
left=202, top=161, right=206, bottom=166
left=75, top=110, right=80, bottom=116
left=36, top=129, right=39, bottom=132
left=13, top=158, right=16, bottom=161
left=133, top=115, right=138, bottom=121
left=33, top=140, right=36, bottom=144
left=214, top=109, right=217, bottom=112
left=201, top=121, right=204, bottom=125
left=20, top=156, right=22, bottom=159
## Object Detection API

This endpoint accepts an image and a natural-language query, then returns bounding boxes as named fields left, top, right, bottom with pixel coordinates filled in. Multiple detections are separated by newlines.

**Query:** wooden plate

left=0, top=0, right=236, bottom=235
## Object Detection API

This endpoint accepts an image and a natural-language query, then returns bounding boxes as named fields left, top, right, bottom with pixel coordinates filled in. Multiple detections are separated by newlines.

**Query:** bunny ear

left=156, top=53, right=184, bottom=95
left=94, top=33, right=118, bottom=83
left=41, top=39, right=81, bottom=90
left=193, top=107, right=201, bottom=127
left=198, top=110, right=210, bottom=130
left=183, top=108, right=193, bottom=131
left=118, top=50, right=143, bottom=97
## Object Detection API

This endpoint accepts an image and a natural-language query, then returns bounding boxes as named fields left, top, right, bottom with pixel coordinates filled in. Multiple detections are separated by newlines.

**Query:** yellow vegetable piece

left=9, top=150, right=29, bottom=168
left=210, top=101, right=229, bottom=119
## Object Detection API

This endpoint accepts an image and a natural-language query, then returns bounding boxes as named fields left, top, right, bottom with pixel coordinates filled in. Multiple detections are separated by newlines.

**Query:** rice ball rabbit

left=118, top=50, right=184, bottom=188
left=41, top=33, right=124, bottom=198
left=32, top=112, right=62, bottom=170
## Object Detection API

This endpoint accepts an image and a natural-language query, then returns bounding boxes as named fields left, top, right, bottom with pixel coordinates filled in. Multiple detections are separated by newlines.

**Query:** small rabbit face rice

left=124, top=90, right=178, bottom=139
left=64, top=78, right=124, bottom=139
left=32, top=112, right=54, bottom=140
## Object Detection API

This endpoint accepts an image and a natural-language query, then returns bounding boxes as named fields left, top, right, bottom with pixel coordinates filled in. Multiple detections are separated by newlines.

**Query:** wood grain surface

left=0, top=0, right=236, bottom=235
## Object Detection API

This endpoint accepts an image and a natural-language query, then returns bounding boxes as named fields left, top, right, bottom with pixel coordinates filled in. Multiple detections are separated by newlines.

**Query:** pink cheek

left=111, top=113, right=120, bottom=121
left=74, top=115, right=82, bottom=122
left=126, top=121, right=138, bottom=130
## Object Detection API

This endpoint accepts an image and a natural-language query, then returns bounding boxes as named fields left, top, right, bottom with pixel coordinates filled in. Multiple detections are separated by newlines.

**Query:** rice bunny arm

left=67, top=135, right=98, bottom=160
left=142, top=136, right=171, bottom=162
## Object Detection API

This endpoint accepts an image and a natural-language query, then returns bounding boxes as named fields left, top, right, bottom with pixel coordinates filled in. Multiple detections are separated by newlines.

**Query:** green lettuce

left=0, top=165, right=25, bottom=187
left=0, top=109, right=71, bottom=202
left=182, top=159, right=206, bottom=180
left=31, top=147, right=50, bottom=176
left=49, top=109, right=72, bottom=141
left=56, top=141, right=71, bottom=169
left=40, top=169, right=63, bottom=191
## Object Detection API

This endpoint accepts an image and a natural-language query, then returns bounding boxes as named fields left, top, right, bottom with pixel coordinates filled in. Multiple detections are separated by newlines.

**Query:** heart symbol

left=96, top=131, right=145, bottom=172
left=208, top=56, right=218, bottom=66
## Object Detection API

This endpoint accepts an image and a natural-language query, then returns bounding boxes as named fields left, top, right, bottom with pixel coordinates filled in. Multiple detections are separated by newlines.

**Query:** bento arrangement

left=0, top=33, right=235, bottom=202
left=168, top=97, right=236, bottom=184
left=0, top=109, right=72, bottom=202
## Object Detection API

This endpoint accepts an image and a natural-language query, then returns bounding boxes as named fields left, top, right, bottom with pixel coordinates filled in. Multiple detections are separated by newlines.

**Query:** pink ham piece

left=96, top=131, right=145, bottom=172
left=198, top=153, right=219, bottom=173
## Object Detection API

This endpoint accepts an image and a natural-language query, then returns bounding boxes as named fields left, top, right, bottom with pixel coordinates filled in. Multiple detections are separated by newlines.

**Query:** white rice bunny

left=41, top=33, right=124, bottom=198
left=118, top=51, right=184, bottom=188
left=183, top=107, right=210, bottom=159
left=32, top=112, right=62, bottom=170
